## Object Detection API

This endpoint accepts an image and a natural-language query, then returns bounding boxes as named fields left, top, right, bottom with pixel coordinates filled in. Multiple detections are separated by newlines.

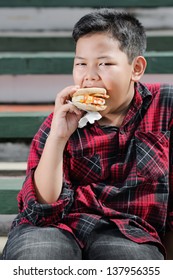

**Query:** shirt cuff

left=17, top=169, right=74, bottom=226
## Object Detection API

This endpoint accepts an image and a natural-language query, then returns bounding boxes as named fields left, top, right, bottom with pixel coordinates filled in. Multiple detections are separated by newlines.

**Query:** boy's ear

left=131, top=56, right=147, bottom=82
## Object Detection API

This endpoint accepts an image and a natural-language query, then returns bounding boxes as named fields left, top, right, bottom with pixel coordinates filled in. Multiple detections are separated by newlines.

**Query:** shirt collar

left=121, top=82, right=153, bottom=129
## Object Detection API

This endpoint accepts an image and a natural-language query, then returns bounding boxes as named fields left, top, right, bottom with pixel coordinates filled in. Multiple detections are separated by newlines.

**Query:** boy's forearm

left=163, top=231, right=173, bottom=259
left=34, top=135, right=67, bottom=204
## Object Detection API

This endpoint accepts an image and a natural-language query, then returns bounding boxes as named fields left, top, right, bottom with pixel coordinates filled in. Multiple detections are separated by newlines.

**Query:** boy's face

left=73, top=33, right=137, bottom=115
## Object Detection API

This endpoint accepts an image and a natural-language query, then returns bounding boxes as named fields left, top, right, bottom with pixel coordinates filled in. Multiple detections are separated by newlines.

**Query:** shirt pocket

left=69, top=153, right=102, bottom=185
left=135, top=130, right=170, bottom=182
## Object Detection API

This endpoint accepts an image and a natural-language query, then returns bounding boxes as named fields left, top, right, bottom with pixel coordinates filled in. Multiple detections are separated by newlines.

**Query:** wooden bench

left=0, top=3, right=173, bottom=75
left=0, top=111, right=49, bottom=214
left=0, top=0, right=173, bottom=254
left=1, top=31, right=173, bottom=52
left=0, top=111, right=49, bottom=254
left=0, top=3, right=172, bottom=202
left=0, top=51, right=173, bottom=75
left=0, top=177, right=24, bottom=214
left=0, top=2, right=172, bottom=208
left=0, top=0, right=172, bottom=8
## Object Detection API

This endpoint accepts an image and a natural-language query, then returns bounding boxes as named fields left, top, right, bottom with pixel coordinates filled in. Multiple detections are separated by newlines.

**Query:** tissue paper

left=66, top=100, right=102, bottom=128
left=78, top=111, right=102, bottom=128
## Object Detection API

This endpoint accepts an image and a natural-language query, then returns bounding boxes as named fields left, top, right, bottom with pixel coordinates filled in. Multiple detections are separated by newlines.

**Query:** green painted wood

left=0, top=0, right=172, bottom=7
left=0, top=35, right=75, bottom=52
left=0, top=177, right=23, bottom=214
left=0, top=112, right=49, bottom=139
left=146, top=34, right=173, bottom=52
left=0, top=52, right=74, bottom=74
left=0, top=177, right=23, bottom=190
left=0, top=34, right=172, bottom=52
left=145, top=51, right=173, bottom=74
left=0, top=51, right=173, bottom=74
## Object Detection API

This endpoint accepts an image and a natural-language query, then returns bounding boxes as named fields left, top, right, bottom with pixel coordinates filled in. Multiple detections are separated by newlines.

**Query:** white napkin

left=78, top=111, right=102, bottom=128
left=67, top=100, right=102, bottom=128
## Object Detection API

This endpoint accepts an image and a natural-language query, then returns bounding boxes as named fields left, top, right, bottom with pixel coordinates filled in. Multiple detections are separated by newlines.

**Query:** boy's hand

left=50, top=85, right=83, bottom=141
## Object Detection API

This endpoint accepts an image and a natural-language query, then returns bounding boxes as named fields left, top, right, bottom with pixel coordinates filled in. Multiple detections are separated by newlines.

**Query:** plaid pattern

left=12, top=82, right=173, bottom=256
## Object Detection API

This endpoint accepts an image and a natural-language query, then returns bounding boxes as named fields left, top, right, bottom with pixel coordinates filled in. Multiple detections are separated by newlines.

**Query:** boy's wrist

left=47, top=132, right=68, bottom=148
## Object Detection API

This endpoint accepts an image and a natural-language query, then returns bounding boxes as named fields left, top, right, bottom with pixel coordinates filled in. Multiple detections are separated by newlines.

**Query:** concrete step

left=0, top=162, right=26, bottom=170
left=0, top=215, right=15, bottom=235
left=0, top=162, right=26, bottom=176
left=0, top=214, right=16, bottom=255
left=0, top=7, right=173, bottom=32
left=0, top=236, right=7, bottom=255
left=0, top=104, right=54, bottom=112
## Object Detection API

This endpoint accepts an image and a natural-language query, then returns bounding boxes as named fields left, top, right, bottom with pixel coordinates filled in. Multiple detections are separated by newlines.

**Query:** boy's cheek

left=73, top=74, right=83, bottom=86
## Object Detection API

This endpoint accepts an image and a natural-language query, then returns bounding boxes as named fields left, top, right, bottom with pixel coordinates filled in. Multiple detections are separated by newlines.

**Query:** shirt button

left=120, top=129, right=125, bottom=134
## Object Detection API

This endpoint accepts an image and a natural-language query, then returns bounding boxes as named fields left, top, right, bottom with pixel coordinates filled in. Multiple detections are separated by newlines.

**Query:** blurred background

left=0, top=3, right=173, bottom=104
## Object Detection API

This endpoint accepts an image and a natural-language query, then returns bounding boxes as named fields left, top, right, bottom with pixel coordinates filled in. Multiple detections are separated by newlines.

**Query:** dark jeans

left=1, top=223, right=164, bottom=260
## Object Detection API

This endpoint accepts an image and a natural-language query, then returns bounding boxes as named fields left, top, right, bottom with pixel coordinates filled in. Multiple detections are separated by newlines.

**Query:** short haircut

left=72, top=9, right=147, bottom=63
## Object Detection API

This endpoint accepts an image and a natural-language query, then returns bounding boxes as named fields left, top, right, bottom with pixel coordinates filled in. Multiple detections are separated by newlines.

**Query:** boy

left=2, top=9, right=173, bottom=259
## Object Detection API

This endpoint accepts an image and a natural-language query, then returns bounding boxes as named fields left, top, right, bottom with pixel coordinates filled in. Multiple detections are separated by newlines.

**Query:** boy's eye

left=75, top=63, right=86, bottom=66
left=99, top=62, right=112, bottom=66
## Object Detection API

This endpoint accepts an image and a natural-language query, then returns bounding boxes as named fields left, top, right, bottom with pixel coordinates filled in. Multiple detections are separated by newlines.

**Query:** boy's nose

left=84, top=69, right=99, bottom=81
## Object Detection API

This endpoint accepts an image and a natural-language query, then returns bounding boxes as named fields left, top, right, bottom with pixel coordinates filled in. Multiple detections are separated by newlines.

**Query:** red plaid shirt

left=12, top=82, right=173, bottom=257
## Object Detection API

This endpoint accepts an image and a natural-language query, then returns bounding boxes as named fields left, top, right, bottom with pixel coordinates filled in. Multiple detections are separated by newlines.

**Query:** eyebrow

left=74, top=56, right=85, bottom=60
left=98, top=56, right=114, bottom=59
left=74, top=55, right=114, bottom=60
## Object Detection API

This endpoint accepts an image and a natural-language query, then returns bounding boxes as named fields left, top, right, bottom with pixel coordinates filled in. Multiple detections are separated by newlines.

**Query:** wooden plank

left=0, top=112, right=48, bottom=139
left=0, top=190, right=18, bottom=214
left=145, top=51, right=173, bottom=74
left=0, top=177, right=23, bottom=214
left=0, top=0, right=172, bottom=8
left=0, top=162, right=26, bottom=176
left=0, top=162, right=26, bottom=171
left=0, top=32, right=173, bottom=52
left=0, top=104, right=54, bottom=112
left=0, top=51, right=173, bottom=74
left=146, top=31, right=173, bottom=52
left=0, top=33, right=75, bottom=52
left=0, top=52, right=74, bottom=74
left=0, top=177, right=24, bottom=190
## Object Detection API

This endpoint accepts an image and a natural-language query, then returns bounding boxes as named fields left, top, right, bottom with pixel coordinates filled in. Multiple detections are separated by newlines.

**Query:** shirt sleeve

left=16, top=113, right=74, bottom=226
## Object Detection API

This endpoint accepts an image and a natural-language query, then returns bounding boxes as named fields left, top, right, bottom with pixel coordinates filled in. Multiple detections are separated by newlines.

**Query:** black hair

left=72, top=9, right=147, bottom=63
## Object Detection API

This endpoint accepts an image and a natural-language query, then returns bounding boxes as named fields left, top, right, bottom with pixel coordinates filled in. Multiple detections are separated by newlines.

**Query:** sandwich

left=72, top=87, right=109, bottom=111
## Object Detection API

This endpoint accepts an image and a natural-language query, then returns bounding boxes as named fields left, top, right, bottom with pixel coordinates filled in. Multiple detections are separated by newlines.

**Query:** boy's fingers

left=54, top=102, right=82, bottom=117
left=56, top=85, right=80, bottom=105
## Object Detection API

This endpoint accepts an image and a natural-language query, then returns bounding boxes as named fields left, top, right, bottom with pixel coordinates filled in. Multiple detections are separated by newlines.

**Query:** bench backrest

left=0, top=0, right=173, bottom=8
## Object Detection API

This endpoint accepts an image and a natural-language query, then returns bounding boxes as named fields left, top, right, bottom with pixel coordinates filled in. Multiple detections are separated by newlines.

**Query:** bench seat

left=0, top=177, right=24, bottom=214
left=0, top=51, right=173, bottom=74
left=0, top=0, right=172, bottom=8
left=0, top=112, right=48, bottom=139
left=0, top=31, right=173, bottom=52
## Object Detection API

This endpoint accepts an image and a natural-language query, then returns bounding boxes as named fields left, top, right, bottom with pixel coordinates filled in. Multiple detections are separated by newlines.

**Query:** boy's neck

left=98, top=110, right=127, bottom=127
left=99, top=97, right=133, bottom=127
